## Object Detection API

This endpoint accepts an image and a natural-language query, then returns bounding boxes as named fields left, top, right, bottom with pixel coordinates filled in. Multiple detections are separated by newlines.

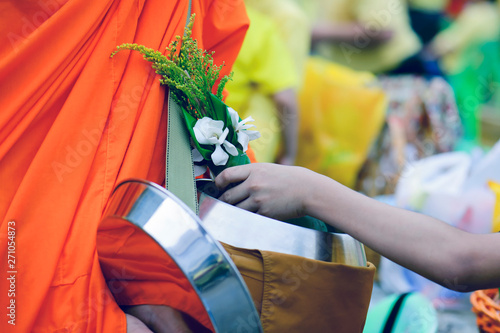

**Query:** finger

left=218, top=181, right=251, bottom=205
left=214, top=164, right=252, bottom=190
left=234, top=197, right=259, bottom=214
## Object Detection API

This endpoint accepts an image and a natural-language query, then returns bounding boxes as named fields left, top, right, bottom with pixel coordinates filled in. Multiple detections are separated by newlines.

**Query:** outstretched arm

left=311, top=22, right=393, bottom=48
left=215, top=163, right=500, bottom=292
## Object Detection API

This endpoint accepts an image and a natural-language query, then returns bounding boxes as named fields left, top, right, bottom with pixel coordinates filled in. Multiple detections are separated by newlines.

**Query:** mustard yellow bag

left=223, top=244, right=375, bottom=333
left=296, top=57, right=387, bottom=188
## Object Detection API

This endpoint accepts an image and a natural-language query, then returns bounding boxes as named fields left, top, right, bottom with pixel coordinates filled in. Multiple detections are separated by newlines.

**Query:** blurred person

left=428, top=0, right=500, bottom=147
left=225, top=4, right=304, bottom=164
left=232, top=0, right=387, bottom=187
left=0, top=0, right=248, bottom=332
left=429, top=0, right=500, bottom=75
left=408, top=0, right=449, bottom=45
left=293, top=0, right=422, bottom=74
left=244, top=0, right=311, bottom=84
left=406, top=0, right=450, bottom=76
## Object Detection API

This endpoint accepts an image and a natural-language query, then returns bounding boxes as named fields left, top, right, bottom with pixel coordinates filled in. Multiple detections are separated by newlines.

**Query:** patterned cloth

left=356, top=75, right=462, bottom=197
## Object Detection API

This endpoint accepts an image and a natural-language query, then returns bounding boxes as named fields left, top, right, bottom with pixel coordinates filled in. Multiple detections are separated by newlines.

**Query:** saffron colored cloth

left=97, top=213, right=214, bottom=330
left=0, top=0, right=248, bottom=332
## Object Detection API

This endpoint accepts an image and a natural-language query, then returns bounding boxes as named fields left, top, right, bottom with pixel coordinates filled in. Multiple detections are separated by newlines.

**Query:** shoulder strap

left=165, top=0, right=198, bottom=213
left=184, top=0, right=192, bottom=29
left=382, top=292, right=411, bottom=333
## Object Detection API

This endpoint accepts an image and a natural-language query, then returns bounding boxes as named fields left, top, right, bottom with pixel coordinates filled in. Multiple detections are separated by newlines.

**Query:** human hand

left=126, top=313, right=154, bottom=333
left=311, top=23, right=393, bottom=48
left=215, top=163, right=315, bottom=221
left=124, top=304, right=208, bottom=333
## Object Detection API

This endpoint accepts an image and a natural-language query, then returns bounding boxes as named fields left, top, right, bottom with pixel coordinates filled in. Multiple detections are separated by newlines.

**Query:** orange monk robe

left=97, top=212, right=214, bottom=331
left=0, top=0, right=248, bottom=332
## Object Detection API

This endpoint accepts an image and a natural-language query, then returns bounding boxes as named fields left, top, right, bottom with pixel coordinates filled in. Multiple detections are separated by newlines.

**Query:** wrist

left=300, top=168, right=325, bottom=218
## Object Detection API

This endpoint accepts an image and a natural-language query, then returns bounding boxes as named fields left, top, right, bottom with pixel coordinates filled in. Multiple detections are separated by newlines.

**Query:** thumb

left=214, top=164, right=252, bottom=190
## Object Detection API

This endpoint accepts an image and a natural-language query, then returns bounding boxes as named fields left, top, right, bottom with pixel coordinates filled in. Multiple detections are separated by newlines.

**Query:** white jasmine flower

left=193, top=117, right=238, bottom=166
left=228, top=107, right=261, bottom=151
left=192, top=148, right=207, bottom=177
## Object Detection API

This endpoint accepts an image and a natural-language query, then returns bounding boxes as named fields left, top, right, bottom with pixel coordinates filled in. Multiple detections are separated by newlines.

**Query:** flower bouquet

left=111, top=14, right=259, bottom=177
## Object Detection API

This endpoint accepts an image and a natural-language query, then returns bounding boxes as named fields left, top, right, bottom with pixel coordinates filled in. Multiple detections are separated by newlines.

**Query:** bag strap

left=382, top=292, right=411, bottom=333
left=165, top=0, right=198, bottom=213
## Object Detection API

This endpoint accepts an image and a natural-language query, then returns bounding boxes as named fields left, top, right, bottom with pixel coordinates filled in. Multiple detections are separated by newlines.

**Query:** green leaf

left=179, top=96, right=251, bottom=175
left=111, top=14, right=252, bottom=176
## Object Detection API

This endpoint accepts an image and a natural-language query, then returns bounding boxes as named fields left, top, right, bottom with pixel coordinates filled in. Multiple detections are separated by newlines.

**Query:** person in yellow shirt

left=225, top=6, right=300, bottom=164
left=294, top=0, right=422, bottom=74
left=232, top=0, right=387, bottom=187
left=430, top=0, right=500, bottom=75
left=244, top=0, right=311, bottom=84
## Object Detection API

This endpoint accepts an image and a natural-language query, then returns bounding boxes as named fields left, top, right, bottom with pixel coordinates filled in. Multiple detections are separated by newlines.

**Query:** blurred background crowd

left=225, top=0, right=500, bottom=331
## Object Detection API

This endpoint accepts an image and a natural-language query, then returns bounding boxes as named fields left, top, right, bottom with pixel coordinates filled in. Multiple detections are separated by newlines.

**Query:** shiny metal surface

left=102, top=179, right=263, bottom=333
left=198, top=193, right=367, bottom=267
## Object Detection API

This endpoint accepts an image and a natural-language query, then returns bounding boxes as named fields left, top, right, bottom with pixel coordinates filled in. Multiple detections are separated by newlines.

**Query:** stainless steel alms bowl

left=197, top=190, right=367, bottom=267
left=98, top=179, right=368, bottom=333
left=98, top=179, right=263, bottom=333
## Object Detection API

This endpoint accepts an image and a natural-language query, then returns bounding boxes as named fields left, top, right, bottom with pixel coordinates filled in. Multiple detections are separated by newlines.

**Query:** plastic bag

left=379, top=140, right=500, bottom=310
left=296, top=57, right=387, bottom=188
left=395, top=142, right=500, bottom=234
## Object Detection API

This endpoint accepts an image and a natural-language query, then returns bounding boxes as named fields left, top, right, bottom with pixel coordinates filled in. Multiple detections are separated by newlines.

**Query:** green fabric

left=285, top=216, right=330, bottom=233
left=166, top=91, right=198, bottom=213
left=363, top=293, right=437, bottom=333
left=164, top=0, right=198, bottom=214
left=449, top=41, right=500, bottom=149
